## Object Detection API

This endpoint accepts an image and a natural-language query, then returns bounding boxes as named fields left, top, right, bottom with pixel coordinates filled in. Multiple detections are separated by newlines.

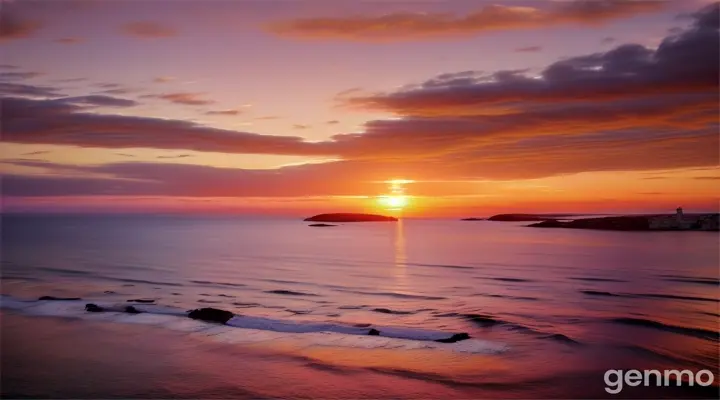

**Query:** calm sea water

left=1, top=214, right=718, bottom=398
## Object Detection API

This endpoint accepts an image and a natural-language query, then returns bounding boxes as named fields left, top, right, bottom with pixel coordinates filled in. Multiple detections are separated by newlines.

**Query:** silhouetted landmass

left=304, top=213, right=397, bottom=222
left=528, top=214, right=719, bottom=231
left=460, top=217, right=485, bottom=221
left=308, top=223, right=337, bottom=227
left=488, top=214, right=578, bottom=221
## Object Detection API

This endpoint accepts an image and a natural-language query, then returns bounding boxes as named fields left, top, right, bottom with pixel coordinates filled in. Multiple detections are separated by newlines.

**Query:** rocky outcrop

left=85, top=303, right=104, bottom=312
left=304, top=213, right=397, bottom=222
left=435, top=333, right=471, bottom=343
left=39, top=296, right=81, bottom=301
left=187, top=307, right=235, bottom=324
left=460, top=218, right=485, bottom=221
left=125, top=305, right=142, bottom=314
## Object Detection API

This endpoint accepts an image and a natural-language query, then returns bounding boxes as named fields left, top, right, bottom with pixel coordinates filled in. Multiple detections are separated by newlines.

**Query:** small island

left=304, top=213, right=398, bottom=222
left=460, top=217, right=485, bottom=221
left=308, top=223, right=337, bottom=227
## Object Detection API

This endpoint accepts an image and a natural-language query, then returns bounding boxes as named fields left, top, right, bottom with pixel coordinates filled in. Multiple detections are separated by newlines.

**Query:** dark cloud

left=0, top=82, right=64, bottom=98
left=205, top=109, right=241, bottom=116
left=293, top=124, right=310, bottom=130
left=1, top=97, right=323, bottom=156
left=601, top=36, right=616, bottom=44
left=94, top=83, right=122, bottom=89
left=267, top=0, right=667, bottom=41
left=0, top=72, right=43, bottom=80
left=57, top=95, right=138, bottom=108
left=327, top=120, right=340, bottom=124
left=347, top=7, right=719, bottom=115
left=20, top=151, right=50, bottom=156
left=693, top=176, right=720, bottom=180
left=515, top=46, right=542, bottom=52
left=121, top=21, right=178, bottom=38
left=255, top=116, right=280, bottom=120
left=55, top=37, right=83, bottom=44
left=0, top=64, right=20, bottom=70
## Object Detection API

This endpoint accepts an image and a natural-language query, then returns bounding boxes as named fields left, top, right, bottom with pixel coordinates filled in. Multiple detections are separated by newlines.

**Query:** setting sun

left=378, top=195, right=409, bottom=210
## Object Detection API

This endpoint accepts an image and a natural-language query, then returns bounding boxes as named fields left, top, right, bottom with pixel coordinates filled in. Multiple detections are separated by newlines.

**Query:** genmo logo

left=604, top=369, right=715, bottom=394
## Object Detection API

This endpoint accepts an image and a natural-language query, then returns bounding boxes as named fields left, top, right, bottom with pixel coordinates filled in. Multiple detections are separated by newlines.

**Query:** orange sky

left=1, top=0, right=718, bottom=216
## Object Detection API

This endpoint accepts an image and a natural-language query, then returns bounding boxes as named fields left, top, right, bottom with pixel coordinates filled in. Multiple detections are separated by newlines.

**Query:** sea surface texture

left=1, top=214, right=718, bottom=398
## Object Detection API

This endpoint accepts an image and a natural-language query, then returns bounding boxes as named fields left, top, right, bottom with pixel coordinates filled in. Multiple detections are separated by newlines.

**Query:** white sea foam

left=0, top=295, right=508, bottom=354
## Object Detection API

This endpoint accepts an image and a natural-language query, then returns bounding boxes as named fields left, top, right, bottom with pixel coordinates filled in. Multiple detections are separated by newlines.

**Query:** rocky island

left=304, top=213, right=398, bottom=222
left=528, top=208, right=718, bottom=231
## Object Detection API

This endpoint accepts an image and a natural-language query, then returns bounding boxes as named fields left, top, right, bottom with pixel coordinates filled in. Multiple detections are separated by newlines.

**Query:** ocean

left=1, top=214, right=718, bottom=398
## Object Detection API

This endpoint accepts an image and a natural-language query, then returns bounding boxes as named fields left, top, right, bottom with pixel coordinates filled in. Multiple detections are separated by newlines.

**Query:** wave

left=462, top=313, right=580, bottom=344
left=371, top=308, right=414, bottom=315
left=335, top=289, right=446, bottom=301
left=580, top=290, right=717, bottom=303
left=634, top=293, right=718, bottom=303
left=569, top=277, right=626, bottom=283
left=659, top=274, right=719, bottom=286
left=610, top=317, right=718, bottom=341
left=111, top=278, right=185, bottom=287
left=478, top=277, right=535, bottom=283
left=476, top=293, right=539, bottom=301
left=0, top=295, right=507, bottom=354
left=190, top=280, right=247, bottom=288
left=580, top=290, right=620, bottom=297
left=264, top=289, right=319, bottom=296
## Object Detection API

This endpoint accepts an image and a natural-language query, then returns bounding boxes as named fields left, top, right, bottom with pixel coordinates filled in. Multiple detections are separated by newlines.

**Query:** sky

left=1, top=0, right=718, bottom=217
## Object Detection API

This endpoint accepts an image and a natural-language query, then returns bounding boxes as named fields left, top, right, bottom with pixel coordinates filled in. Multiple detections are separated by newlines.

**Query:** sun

left=378, top=195, right=409, bottom=210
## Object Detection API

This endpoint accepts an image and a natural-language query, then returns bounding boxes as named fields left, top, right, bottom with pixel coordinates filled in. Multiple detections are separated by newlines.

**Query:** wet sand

left=1, top=311, right=487, bottom=399
left=3, top=310, right=717, bottom=399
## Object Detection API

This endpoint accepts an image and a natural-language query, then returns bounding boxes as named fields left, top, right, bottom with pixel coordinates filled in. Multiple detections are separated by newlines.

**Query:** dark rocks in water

left=304, top=213, right=397, bottom=222
left=435, top=333, right=471, bottom=343
left=187, top=307, right=234, bottom=324
left=103, top=290, right=115, bottom=294
left=125, top=305, right=142, bottom=314
left=463, top=314, right=503, bottom=327
left=127, top=299, right=155, bottom=303
left=460, top=217, right=485, bottom=221
left=308, top=223, right=337, bottom=227
left=368, top=328, right=381, bottom=336
left=38, top=296, right=81, bottom=301
left=85, top=303, right=104, bottom=312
